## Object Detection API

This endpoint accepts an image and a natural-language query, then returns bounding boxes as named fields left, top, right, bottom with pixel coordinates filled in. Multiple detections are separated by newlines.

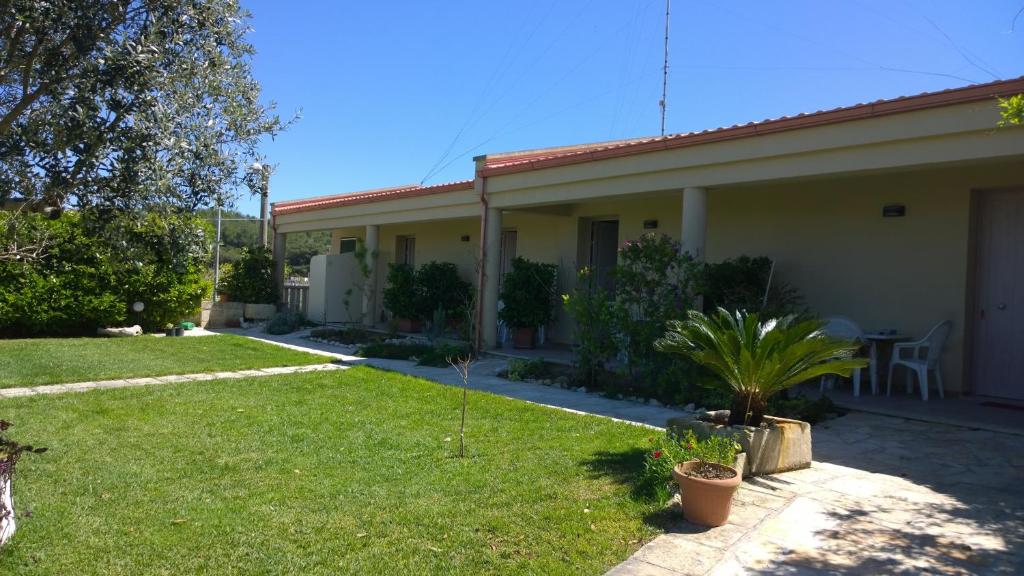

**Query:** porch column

left=272, top=228, right=287, bottom=307
left=482, top=206, right=502, bottom=348
left=362, top=224, right=379, bottom=327
left=681, top=186, right=707, bottom=261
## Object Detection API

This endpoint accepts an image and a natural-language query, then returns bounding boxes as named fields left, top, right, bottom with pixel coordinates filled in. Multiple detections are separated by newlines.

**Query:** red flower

left=653, top=450, right=663, bottom=459
left=685, top=444, right=694, bottom=450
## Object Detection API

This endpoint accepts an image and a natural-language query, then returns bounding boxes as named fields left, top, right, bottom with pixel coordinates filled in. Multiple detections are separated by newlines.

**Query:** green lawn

left=0, top=334, right=329, bottom=389
left=0, top=367, right=662, bottom=575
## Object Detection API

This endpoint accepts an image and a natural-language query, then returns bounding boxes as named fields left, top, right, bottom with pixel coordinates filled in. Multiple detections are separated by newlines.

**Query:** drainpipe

left=474, top=160, right=488, bottom=353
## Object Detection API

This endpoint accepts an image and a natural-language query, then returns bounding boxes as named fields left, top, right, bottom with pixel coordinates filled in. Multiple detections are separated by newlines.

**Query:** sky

left=233, top=0, right=1024, bottom=215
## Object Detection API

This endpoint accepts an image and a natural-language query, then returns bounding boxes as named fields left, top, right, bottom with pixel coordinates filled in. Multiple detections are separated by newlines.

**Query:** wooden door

left=971, top=189, right=1024, bottom=399
left=590, top=220, right=619, bottom=292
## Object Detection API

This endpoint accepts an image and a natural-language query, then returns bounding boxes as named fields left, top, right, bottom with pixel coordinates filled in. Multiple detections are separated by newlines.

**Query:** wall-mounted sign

left=882, top=204, right=906, bottom=218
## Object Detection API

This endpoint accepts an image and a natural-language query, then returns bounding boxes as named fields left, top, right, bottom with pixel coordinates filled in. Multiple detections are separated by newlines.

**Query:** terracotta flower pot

left=511, top=327, right=535, bottom=349
left=397, top=318, right=422, bottom=333
left=672, top=460, right=741, bottom=527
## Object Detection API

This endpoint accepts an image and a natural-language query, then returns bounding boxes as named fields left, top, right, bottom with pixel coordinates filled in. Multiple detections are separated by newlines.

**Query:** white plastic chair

left=886, top=321, right=952, bottom=401
left=819, top=316, right=868, bottom=396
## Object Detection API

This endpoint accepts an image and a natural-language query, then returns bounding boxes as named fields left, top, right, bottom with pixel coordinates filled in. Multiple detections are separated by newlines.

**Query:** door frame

left=963, top=187, right=1024, bottom=397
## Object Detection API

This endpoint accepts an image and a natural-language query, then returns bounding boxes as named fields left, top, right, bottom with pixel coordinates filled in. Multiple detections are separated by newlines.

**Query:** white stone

left=0, top=471, right=14, bottom=548
left=97, top=325, right=142, bottom=337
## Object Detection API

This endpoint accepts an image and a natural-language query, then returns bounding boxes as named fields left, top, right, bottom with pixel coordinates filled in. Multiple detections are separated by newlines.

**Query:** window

left=499, top=229, right=517, bottom=288
left=396, top=236, right=416, bottom=267
left=338, top=237, right=357, bottom=254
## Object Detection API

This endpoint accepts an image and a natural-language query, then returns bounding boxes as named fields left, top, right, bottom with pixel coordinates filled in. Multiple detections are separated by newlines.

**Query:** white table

left=862, top=332, right=910, bottom=394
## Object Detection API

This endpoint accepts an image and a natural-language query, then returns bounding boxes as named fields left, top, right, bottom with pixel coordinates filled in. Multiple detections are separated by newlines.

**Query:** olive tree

left=0, top=0, right=291, bottom=216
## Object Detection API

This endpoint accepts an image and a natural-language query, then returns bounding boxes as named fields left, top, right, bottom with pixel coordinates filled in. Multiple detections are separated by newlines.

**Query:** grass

left=0, top=367, right=663, bottom=575
left=0, top=334, right=329, bottom=388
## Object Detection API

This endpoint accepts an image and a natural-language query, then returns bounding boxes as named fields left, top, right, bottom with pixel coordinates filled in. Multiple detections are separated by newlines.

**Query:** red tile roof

left=274, top=77, right=1024, bottom=216
left=479, top=76, right=1024, bottom=176
left=272, top=179, right=475, bottom=215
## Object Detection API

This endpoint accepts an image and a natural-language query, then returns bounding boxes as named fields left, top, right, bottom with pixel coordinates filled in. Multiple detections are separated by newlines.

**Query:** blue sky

left=235, top=0, right=1024, bottom=215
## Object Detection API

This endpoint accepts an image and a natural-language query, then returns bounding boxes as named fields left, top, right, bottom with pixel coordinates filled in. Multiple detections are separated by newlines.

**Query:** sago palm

left=655, top=308, right=867, bottom=426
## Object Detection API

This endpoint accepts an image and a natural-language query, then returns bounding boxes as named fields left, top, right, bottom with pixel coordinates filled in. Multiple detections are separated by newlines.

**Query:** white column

left=361, top=225, right=379, bottom=327
left=272, top=229, right=286, bottom=306
left=482, top=207, right=502, bottom=348
left=681, top=187, right=707, bottom=261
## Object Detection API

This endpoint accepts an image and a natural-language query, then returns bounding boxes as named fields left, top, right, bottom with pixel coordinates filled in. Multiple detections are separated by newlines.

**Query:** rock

left=684, top=403, right=696, bottom=412
left=554, top=376, right=569, bottom=386
left=578, top=387, right=587, bottom=394
left=649, top=399, right=662, bottom=407
left=97, top=325, right=142, bottom=337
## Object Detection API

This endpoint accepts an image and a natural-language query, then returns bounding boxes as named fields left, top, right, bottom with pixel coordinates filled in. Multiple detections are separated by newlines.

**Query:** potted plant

left=1, top=420, right=47, bottom=548
left=173, top=324, right=184, bottom=337
left=383, top=264, right=423, bottom=332
left=672, top=459, right=741, bottom=527
left=414, top=261, right=472, bottom=333
left=164, top=323, right=176, bottom=337
left=655, top=309, right=866, bottom=476
left=498, top=258, right=558, bottom=349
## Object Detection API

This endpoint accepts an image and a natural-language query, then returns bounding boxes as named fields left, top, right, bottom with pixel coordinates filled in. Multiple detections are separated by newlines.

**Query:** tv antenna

left=659, top=0, right=671, bottom=136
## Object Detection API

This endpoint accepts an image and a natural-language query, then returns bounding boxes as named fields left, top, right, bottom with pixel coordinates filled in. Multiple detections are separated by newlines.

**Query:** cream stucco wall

left=706, top=161, right=1024, bottom=394
left=503, top=194, right=684, bottom=342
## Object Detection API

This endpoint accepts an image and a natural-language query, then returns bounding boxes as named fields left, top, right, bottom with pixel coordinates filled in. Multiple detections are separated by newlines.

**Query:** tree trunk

left=728, top=392, right=767, bottom=427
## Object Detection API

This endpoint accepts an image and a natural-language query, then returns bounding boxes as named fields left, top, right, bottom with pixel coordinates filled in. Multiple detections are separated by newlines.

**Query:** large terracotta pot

left=511, top=327, right=535, bottom=349
left=397, top=318, right=422, bottom=333
left=671, top=460, right=741, bottom=527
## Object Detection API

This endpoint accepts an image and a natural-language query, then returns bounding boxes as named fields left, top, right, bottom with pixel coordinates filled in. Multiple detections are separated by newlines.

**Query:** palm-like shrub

left=655, top=309, right=867, bottom=426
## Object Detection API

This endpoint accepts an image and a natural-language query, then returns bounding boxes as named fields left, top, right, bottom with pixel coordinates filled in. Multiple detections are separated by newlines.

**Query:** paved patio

left=798, top=379, right=1024, bottom=436
left=610, top=412, right=1024, bottom=575
left=224, top=328, right=1024, bottom=575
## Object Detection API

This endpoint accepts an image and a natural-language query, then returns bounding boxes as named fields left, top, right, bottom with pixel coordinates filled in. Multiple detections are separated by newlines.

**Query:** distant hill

left=197, top=208, right=330, bottom=277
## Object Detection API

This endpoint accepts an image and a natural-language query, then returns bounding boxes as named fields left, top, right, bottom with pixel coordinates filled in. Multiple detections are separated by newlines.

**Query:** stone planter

left=0, top=459, right=15, bottom=549
left=668, top=413, right=812, bottom=477
left=243, top=303, right=277, bottom=321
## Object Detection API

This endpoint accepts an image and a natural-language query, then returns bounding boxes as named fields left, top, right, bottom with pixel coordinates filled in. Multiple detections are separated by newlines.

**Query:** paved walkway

left=218, top=328, right=692, bottom=428
left=0, top=363, right=344, bottom=399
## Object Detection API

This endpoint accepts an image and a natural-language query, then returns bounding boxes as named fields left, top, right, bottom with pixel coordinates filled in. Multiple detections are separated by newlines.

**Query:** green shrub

left=698, top=256, right=804, bottom=318
left=265, top=312, right=303, bottom=335
left=415, top=261, right=472, bottom=318
left=382, top=264, right=420, bottom=320
left=357, top=342, right=435, bottom=360
left=221, top=246, right=276, bottom=304
left=561, top=268, right=619, bottom=388
left=309, top=327, right=379, bottom=345
left=415, top=342, right=472, bottom=367
left=498, top=257, right=558, bottom=329
left=638, top=430, right=740, bottom=502
left=505, top=358, right=549, bottom=381
left=655, top=309, right=865, bottom=426
left=0, top=210, right=210, bottom=336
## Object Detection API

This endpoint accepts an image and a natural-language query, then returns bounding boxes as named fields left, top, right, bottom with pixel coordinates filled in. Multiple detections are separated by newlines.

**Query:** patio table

left=862, top=332, right=910, bottom=393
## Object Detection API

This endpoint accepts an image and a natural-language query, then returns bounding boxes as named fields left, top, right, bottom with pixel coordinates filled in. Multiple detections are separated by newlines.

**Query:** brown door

left=971, top=189, right=1024, bottom=399
left=590, top=220, right=619, bottom=292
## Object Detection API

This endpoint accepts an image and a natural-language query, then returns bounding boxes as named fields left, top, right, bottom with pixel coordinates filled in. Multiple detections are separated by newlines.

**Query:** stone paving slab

left=0, top=363, right=345, bottom=399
